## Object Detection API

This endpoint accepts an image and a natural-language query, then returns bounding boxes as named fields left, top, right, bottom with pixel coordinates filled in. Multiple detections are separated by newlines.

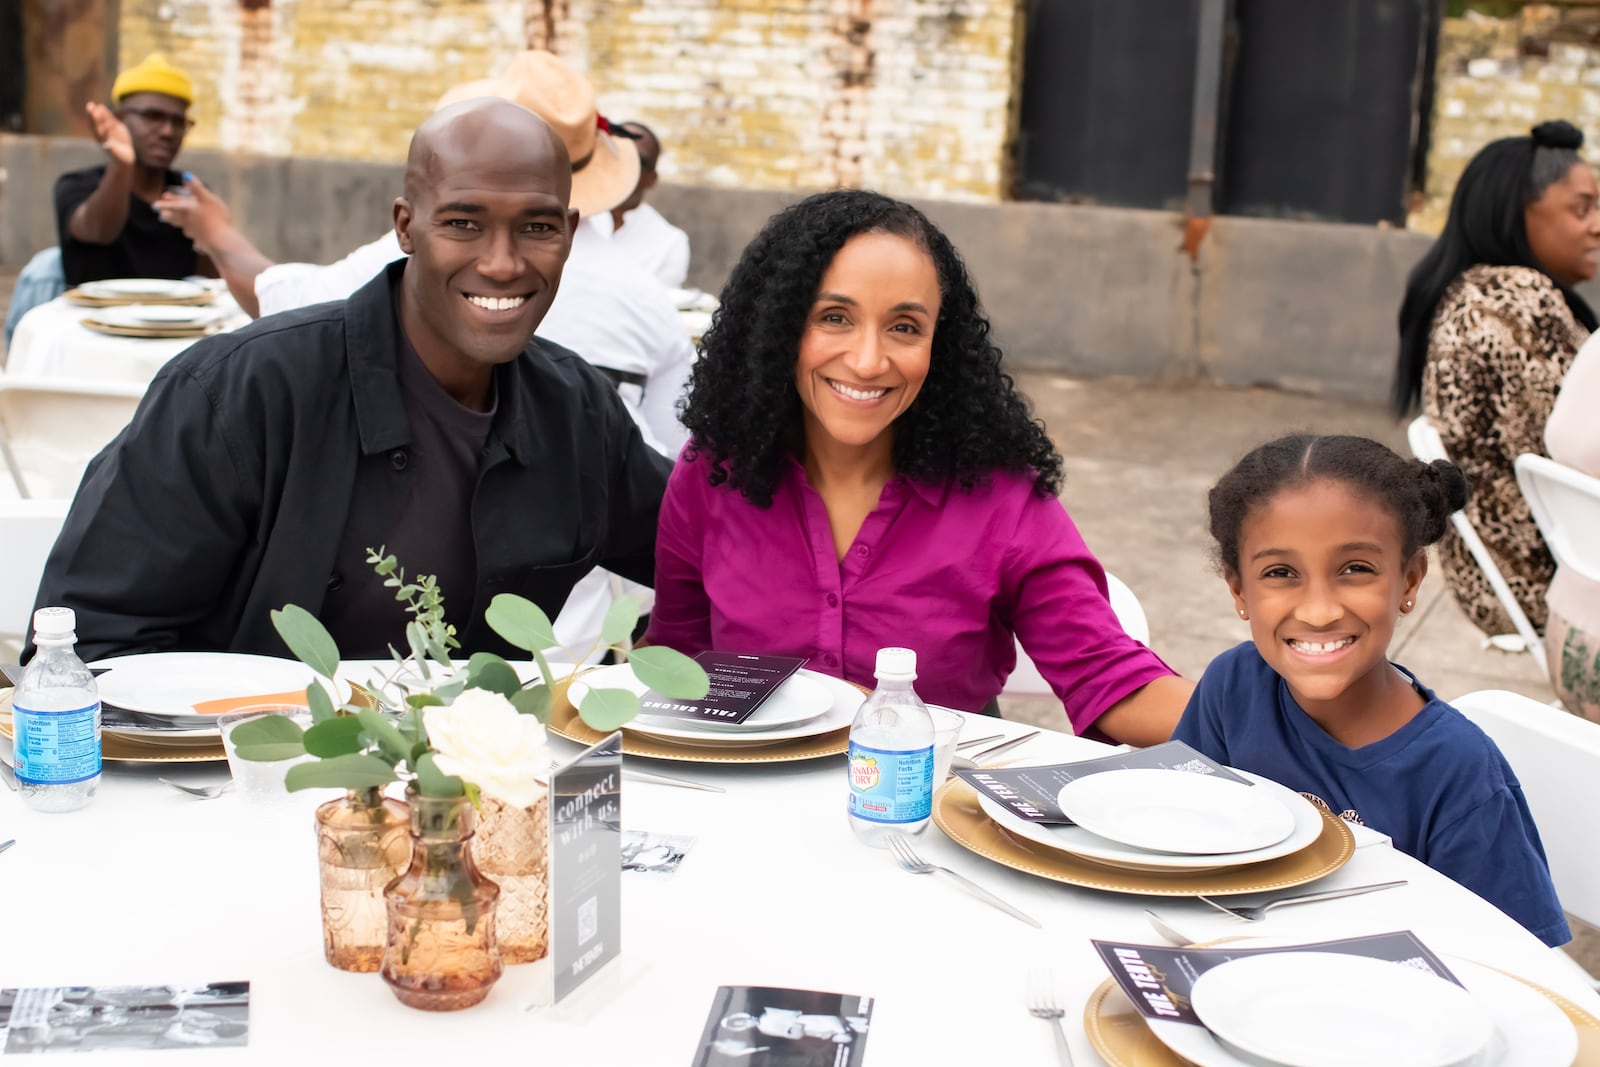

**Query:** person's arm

left=640, top=451, right=713, bottom=655
left=65, top=103, right=137, bottom=245
left=658, top=225, right=690, bottom=289
left=1094, top=676, right=1196, bottom=747
left=641, top=317, right=694, bottom=456
left=594, top=385, right=674, bottom=590
left=1548, top=332, right=1600, bottom=475
left=154, top=176, right=271, bottom=317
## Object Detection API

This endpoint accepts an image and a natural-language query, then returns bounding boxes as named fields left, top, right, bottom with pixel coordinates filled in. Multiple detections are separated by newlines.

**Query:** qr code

left=1171, top=759, right=1216, bottom=776
left=578, top=896, right=598, bottom=945
left=1395, top=955, right=1437, bottom=975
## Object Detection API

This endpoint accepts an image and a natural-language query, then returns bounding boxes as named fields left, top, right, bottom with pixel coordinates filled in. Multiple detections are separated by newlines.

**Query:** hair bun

left=1532, top=120, right=1584, bottom=150
left=1423, top=458, right=1470, bottom=514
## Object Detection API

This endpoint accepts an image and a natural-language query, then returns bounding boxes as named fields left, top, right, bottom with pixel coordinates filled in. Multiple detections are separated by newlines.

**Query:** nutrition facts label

left=13, top=703, right=101, bottom=785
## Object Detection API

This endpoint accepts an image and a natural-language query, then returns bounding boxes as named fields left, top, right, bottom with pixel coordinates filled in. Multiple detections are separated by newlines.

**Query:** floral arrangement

left=229, top=548, right=709, bottom=804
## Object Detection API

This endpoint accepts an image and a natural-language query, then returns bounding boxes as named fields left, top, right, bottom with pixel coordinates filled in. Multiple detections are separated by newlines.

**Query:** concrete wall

left=1, top=132, right=1481, bottom=406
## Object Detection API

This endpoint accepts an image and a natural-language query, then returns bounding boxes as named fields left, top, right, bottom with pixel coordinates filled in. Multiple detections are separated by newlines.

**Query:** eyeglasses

left=121, top=107, right=196, bottom=132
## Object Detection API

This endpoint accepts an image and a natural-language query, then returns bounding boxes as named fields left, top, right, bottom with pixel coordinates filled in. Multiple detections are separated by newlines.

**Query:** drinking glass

left=218, top=708, right=313, bottom=802
left=928, top=705, right=968, bottom=782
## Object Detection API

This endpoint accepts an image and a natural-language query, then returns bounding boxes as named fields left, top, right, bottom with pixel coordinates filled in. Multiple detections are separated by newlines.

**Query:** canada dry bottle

left=846, top=647, right=934, bottom=845
left=13, top=607, right=102, bottom=812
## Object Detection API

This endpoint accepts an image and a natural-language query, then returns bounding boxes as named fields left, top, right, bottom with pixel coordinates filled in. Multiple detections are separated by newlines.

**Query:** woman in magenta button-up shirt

left=645, top=191, right=1193, bottom=745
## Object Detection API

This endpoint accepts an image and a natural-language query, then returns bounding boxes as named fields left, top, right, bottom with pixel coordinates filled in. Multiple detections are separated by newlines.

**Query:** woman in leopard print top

left=1396, top=121, right=1600, bottom=638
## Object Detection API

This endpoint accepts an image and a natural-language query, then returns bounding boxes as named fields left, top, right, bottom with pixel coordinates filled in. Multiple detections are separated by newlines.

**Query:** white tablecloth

left=5, top=292, right=248, bottom=384
left=1, top=718, right=1593, bottom=1063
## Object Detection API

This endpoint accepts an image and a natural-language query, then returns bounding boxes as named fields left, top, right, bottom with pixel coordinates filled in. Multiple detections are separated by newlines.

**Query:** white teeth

left=1289, top=637, right=1355, bottom=655
left=466, top=294, right=526, bottom=311
left=827, top=379, right=888, bottom=401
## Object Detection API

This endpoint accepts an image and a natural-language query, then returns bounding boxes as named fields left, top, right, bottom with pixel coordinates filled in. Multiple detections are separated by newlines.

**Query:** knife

left=623, top=769, right=726, bottom=793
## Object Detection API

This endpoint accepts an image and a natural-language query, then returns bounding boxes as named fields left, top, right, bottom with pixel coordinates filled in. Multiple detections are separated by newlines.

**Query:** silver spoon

left=1144, top=908, right=1198, bottom=946
left=0, top=839, right=15, bottom=855
left=159, top=777, right=233, bottom=800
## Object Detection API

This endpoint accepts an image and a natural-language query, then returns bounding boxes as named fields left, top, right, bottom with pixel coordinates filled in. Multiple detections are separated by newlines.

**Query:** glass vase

left=380, top=792, right=502, bottom=1011
left=474, top=794, right=550, bottom=964
left=316, top=787, right=411, bottom=973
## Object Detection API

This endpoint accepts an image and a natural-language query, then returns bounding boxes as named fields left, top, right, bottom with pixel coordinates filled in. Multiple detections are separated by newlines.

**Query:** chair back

left=1405, top=415, right=1547, bottom=674
left=0, top=377, right=145, bottom=500
left=1453, top=689, right=1600, bottom=929
left=0, top=497, right=70, bottom=647
left=1515, top=453, right=1600, bottom=586
left=1005, top=571, right=1150, bottom=697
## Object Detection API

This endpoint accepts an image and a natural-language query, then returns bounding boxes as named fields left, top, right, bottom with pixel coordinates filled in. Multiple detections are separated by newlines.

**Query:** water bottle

left=13, top=607, right=101, bottom=812
left=847, top=647, right=934, bottom=846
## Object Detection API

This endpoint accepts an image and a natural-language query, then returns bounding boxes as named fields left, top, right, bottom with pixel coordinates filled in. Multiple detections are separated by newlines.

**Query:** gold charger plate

left=80, top=317, right=215, bottom=340
left=0, top=703, right=225, bottom=764
left=546, top=693, right=850, bottom=764
left=1082, top=968, right=1600, bottom=1066
left=64, top=288, right=214, bottom=308
left=932, top=775, right=1354, bottom=896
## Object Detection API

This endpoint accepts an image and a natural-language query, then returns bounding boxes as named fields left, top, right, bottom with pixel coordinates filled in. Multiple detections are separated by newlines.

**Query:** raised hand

left=155, top=175, right=232, bottom=249
left=85, top=101, right=134, bottom=166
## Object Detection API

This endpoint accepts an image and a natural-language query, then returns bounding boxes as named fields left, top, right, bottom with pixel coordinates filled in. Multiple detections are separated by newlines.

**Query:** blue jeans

left=4, top=247, right=66, bottom=350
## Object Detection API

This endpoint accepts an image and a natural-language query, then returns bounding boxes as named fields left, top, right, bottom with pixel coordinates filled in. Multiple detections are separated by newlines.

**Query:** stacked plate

left=549, top=665, right=864, bottom=763
left=67, top=278, right=213, bottom=306
left=1089, top=946, right=1582, bottom=1067
left=81, top=303, right=226, bottom=339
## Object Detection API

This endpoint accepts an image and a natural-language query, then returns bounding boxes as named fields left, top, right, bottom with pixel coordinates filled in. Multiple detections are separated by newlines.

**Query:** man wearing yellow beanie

left=53, top=53, right=212, bottom=285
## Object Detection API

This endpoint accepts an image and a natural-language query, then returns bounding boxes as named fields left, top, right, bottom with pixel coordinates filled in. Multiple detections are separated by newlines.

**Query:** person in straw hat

left=55, top=53, right=213, bottom=285
left=33, top=96, right=671, bottom=663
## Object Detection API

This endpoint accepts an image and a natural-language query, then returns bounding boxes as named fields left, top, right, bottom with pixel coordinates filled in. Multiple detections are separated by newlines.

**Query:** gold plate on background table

left=80, top=317, right=216, bottom=339
left=0, top=702, right=226, bottom=764
left=932, top=776, right=1354, bottom=896
left=1083, top=970, right=1600, bottom=1067
left=546, top=696, right=850, bottom=764
left=64, top=288, right=214, bottom=308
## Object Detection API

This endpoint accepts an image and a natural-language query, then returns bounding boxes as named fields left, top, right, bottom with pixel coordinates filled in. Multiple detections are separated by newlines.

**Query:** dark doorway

left=0, top=0, right=22, bottom=131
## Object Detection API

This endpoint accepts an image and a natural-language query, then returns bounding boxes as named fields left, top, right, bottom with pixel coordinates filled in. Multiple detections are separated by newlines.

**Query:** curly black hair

left=1208, top=433, right=1470, bottom=574
left=680, top=189, right=1062, bottom=506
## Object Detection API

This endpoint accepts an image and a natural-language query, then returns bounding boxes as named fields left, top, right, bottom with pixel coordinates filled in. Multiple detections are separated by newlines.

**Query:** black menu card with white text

left=549, top=731, right=622, bottom=1003
left=954, top=739, right=1250, bottom=825
left=638, top=652, right=806, bottom=726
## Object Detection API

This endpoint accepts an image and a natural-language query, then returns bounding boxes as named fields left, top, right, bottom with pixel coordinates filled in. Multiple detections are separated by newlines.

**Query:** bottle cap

left=32, top=606, right=76, bottom=636
left=873, top=646, right=917, bottom=680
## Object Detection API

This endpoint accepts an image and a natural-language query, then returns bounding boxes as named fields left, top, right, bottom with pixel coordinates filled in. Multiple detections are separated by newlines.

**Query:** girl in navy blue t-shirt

left=1174, top=433, right=1568, bottom=947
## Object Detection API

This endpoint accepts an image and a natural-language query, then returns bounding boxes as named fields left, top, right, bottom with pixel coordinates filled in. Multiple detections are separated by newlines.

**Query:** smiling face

left=117, top=91, right=190, bottom=171
left=1526, top=160, right=1600, bottom=287
left=794, top=230, right=941, bottom=464
left=394, top=100, right=576, bottom=406
left=1226, top=479, right=1427, bottom=726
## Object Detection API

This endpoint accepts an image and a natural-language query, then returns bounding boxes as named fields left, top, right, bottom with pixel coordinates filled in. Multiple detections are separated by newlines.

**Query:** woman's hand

left=85, top=102, right=135, bottom=167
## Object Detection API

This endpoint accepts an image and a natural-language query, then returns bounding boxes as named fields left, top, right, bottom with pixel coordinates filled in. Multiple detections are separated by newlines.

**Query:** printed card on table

left=639, top=652, right=806, bottom=726
left=690, top=985, right=874, bottom=1066
left=0, top=982, right=251, bottom=1054
left=1092, top=931, right=1460, bottom=1027
left=955, top=739, right=1249, bottom=825
left=547, top=731, right=623, bottom=1004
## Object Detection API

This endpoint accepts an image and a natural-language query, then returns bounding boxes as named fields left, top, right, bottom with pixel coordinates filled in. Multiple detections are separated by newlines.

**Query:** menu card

left=1093, top=932, right=1460, bottom=1027
left=955, top=739, right=1249, bottom=825
left=0, top=982, right=251, bottom=1053
left=639, top=652, right=806, bottom=726
left=548, top=731, right=623, bottom=1003
left=690, top=985, right=874, bottom=1066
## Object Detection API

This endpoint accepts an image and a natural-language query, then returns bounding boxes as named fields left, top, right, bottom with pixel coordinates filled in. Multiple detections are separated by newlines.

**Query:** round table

left=5, top=291, right=248, bottom=383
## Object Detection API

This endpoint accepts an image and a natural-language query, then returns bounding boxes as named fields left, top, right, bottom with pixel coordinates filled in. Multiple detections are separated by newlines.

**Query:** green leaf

left=405, top=691, right=445, bottom=710
left=600, top=595, right=642, bottom=646
left=485, top=594, right=558, bottom=653
left=228, top=713, right=306, bottom=762
left=357, top=708, right=412, bottom=765
left=270, top=604, right=341, bottom=679
left=465, top=653, right=522, bottom=699
left=302, top=716, right=365, bottom=758
left=627, top=645, right=710, bottom=700
left=510, top=685, right=552, bottom=723
left=284, top=753, right=398, bottom=792
left=414, top=752, right=465, bottom=798
left=430, top=679, right=466, bottom=705
left=577, top=686, right=640, bottom=731
left=406, top=622, right=430, bottom=677
left=306, top=682, right=336, bottom=725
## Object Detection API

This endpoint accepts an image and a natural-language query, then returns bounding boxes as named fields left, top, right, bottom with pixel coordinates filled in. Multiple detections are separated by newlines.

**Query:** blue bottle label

left=13, top=702, right=101, bottom=785
left=847, top=740, right=933, bottom=823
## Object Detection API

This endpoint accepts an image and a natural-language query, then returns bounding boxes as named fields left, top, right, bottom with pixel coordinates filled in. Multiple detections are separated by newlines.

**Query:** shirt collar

left=781, top=452, right=948, bottom=506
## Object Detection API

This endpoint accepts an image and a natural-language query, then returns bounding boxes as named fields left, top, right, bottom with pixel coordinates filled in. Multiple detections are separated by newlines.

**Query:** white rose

left=423, top=688, right=550, bottom=808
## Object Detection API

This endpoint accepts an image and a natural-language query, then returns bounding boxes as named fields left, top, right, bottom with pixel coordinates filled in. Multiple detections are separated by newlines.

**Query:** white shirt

left=588, top=202, right=691, bottom=289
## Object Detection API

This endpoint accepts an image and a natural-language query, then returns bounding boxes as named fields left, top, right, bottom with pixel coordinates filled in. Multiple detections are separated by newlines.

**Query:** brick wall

left=117, top=0, right=1023, bottom=201
left=1413, top=3, right=1600, bottom=233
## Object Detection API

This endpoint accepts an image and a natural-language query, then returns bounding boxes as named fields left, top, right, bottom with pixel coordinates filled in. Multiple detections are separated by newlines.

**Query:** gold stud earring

left=1238, top=609, right=1248, bottom=620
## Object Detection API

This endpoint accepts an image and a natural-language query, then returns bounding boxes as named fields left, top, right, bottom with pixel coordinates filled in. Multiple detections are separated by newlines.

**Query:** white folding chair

left=1454, top=689, right=1600, bottom=984
left=1515, top=453, right=1600, bottom=586
left=0, top=377, right=145, bottom=500
left=0, top=497, right=70, bottom=650
left=1405, top=415, right=1547, bottom=675
left=1005, top=571, right=1151, bottom=696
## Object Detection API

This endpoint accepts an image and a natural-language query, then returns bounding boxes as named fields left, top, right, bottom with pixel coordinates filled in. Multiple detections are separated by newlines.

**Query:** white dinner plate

left=978, top=768, right=1321, bottom=871
left=572, top=667, right=860, bottom=746
left=78, top=277, right=207, bottom=300
left=1147, top=955, right=1574, bottom=1067
left=91, top=652, right=324, bottom=717
left=93, top=304, right=217, bottom=326
left=1056, top=768, right=1296, bottom=855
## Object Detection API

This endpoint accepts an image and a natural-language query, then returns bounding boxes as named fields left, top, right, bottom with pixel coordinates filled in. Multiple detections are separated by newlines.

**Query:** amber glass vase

left=316, top=787, right=411, bottom=972
left=474, top=794, right=550, bottom=964
left=380, top=792, right=502, bottom=1011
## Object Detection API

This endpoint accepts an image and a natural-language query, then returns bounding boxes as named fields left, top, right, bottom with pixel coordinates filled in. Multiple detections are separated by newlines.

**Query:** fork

left=158, top=777, right=234, bottom=800
left=1025, top=968, right=1075, bottom=1066
left=1198, top=879, right=1407, bottom=921
left=884, top=832, right=1042, bottom=927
